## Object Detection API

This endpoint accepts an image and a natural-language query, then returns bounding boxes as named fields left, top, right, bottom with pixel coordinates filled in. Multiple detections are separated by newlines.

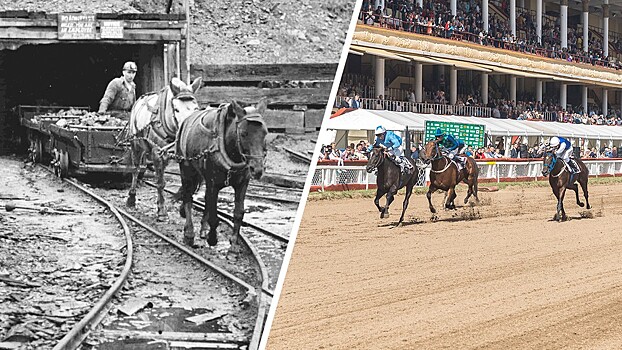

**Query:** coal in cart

left=18, top=105, right=86, bottom=163
left=20, top=106, right=135, bottom=177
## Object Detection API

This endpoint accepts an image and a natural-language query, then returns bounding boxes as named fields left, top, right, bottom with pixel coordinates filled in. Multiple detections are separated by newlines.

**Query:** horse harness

left=114, top=88, right=178, bottom=148
left=174, top=104, right=266, bottom=184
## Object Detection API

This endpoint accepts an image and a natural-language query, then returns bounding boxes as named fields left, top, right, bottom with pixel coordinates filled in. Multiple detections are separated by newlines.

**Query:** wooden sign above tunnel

left=58, top=14, right=96, bottom=40
left=100, top=20, right=124, bottom=39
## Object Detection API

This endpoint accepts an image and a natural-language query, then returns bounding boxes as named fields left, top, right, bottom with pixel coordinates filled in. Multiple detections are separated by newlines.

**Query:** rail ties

left=37, top=165, right=268, bottom=350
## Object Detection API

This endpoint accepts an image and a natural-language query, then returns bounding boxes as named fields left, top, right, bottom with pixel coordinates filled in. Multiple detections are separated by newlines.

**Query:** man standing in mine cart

left=98, top=61, right=137, bottom=120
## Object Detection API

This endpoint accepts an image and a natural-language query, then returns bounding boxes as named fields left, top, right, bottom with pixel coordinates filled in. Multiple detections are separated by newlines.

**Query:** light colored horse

left=126, top=77, right=202, bottom=220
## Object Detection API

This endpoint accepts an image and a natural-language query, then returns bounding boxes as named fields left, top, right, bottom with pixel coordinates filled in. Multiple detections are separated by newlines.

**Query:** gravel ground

left=0, top=159, right=126, bottom=350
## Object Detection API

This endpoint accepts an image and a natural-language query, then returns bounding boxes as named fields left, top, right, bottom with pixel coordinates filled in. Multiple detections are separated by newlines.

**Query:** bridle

left=234, top=108, right=267, bottom=163
left=544, top=152, right=565, bottom=177
left=424, top=140, right=454, bottom=173
left=366, top=148, right=385, bottom=172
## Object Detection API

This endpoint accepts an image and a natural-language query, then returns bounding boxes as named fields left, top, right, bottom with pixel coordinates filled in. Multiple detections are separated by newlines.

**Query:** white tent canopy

left=326, top=109, right=622, bottom=141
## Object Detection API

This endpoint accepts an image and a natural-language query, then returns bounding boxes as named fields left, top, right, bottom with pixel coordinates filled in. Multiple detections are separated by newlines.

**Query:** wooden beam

left=0, top=27, right=182, bottom=41
left=0, top=18, right=185, bottom=29
left=304, top=109, right=326, bottom=131
left=94, top=330, right=246, bottom=343
left=196, top=86, right=331, bottom=106
left=263, top=109, right=304, bottom=133
left=191, top=63, right=339, bottom=82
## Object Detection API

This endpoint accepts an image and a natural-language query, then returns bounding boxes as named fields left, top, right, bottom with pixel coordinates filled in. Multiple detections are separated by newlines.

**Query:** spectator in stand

left=475, top=147, right=486, bottom=159
left=588, top=147, right=598, bottom=158
left=465, top=145, right=474, bottom=157
left=484, top=146, right=498, bottom=158
left=351, top=94, right=361, bottom=109
left=410, top=144, right=420, bottom=160
left=339, top=96, right=351, bottom=108
left=613, top=146, right=618, bottom=158
left=509, top=142, right=520, bottom=158
left=354, top=143, right=368, bottom=160
left=341, top=145, right=356, bottom=160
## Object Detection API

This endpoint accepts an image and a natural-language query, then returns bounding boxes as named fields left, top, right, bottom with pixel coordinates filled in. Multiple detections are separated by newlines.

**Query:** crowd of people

left=360, top=0, right=620, bottom=68
left=337, top=74, right=622, bottom=126
left=320, top=140, right=621, bottom=162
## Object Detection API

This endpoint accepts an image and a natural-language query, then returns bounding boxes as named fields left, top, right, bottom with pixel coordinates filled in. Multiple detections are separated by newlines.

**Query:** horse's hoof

left=126, top=197, right=136, bottom=208
left=228, top=244, right=241, bottom=255
left=208, top=235, right=218, bottom=247
left=430, top=208, right=436, bottom=214
left=586, top=205, right=592, bottom=210
left=578, top=202, right=585, bottom=207
left=183, top=236, right=195, bottom=247
left=199, top=230, right=207, bottom=239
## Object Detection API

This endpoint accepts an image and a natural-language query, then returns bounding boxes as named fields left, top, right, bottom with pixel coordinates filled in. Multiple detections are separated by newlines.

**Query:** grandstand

left=337, top=1, right=622, bottom=143
left=320, top=0, right=622, bottom=190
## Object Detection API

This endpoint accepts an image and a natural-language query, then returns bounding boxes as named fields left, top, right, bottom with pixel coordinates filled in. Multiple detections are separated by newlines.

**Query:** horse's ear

left=190, top=77, right=203, bottom=93
left=169, top=78, right=181, bottom=96
left=230, top=100, right=245, bottom=118
left=255, top=97, right=268, bottom=114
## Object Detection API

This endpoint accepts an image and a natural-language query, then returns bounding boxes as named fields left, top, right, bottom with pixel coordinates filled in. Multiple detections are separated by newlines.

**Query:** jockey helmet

left=434, top=128, right=445, bottom=138
left=375, top=125, right=386, bottom=135
left=549, top=136, right=560, bottom=148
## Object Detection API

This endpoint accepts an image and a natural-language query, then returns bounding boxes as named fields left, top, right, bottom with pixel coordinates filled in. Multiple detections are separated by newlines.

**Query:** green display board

left=424, top=120, right=485, bottom=148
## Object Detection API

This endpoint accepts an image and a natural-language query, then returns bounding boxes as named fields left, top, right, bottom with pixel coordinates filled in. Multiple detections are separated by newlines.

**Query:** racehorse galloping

left=176, top=98, right=268, bottom=251
left=366, top=147, right=418, bottom=225
left=420, top=140, right=479, bottom=213
left=541, top=152, right=590, bottom=221
left=126, top=77, right=203, bottom=220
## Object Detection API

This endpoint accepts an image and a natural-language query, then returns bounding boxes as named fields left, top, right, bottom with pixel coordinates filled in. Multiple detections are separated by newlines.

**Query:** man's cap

left=123, top=61, right=137, bottom=72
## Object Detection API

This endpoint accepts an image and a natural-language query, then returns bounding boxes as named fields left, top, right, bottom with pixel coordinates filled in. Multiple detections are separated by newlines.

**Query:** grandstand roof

left=326, top=109, right=622, bottom=140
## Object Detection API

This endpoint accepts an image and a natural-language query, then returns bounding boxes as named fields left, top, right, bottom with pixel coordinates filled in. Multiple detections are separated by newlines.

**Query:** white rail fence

left=312, top=159, right=622, bottom=191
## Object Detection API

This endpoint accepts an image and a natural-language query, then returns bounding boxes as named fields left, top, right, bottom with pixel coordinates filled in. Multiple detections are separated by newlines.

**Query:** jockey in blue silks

left=368, top=125, right=414, bottom=174
left=549, top=136, right=579, bottom=175
left=434, top=128, right=467, bottom=168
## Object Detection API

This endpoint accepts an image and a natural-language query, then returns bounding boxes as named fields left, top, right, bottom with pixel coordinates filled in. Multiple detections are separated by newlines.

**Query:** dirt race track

left=266, top=182, right=622, bottom=349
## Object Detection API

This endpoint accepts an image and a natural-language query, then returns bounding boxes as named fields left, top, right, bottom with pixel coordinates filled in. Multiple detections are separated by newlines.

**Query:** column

left=510, top=0, right=516, bottom=37
left=560, top=83, right=567, bottom=110
left=483, top=0, right=489, bottom=33
left=481, top=73, right=489, bottom=105
left=414, top=62, right=423, bottom=103
left=536, top=0, right=543, bottom=43
left=536, top=79, right=543, bottom=103
left=582, top=86, right=588, bottom=113
left=603, top=89, right=608, bottom=116
left=510, top=76, right=517, bottom=104
left=450, top=67, right=457, bottom=105
left=519, top=0, right=525, bottom=7
left=374, top=56, right=385, bottom=99
left=450, top=0, right=457, bottom=16
left=582, top=0, right=589, bottom=52
left=560, top=0, right=568, bottom=49
left=603, top=2, right=610, bottom=58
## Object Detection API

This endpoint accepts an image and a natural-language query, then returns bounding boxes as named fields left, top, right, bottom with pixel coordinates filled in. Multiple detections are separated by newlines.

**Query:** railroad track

left=29, top=165, right=277, bottom=350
